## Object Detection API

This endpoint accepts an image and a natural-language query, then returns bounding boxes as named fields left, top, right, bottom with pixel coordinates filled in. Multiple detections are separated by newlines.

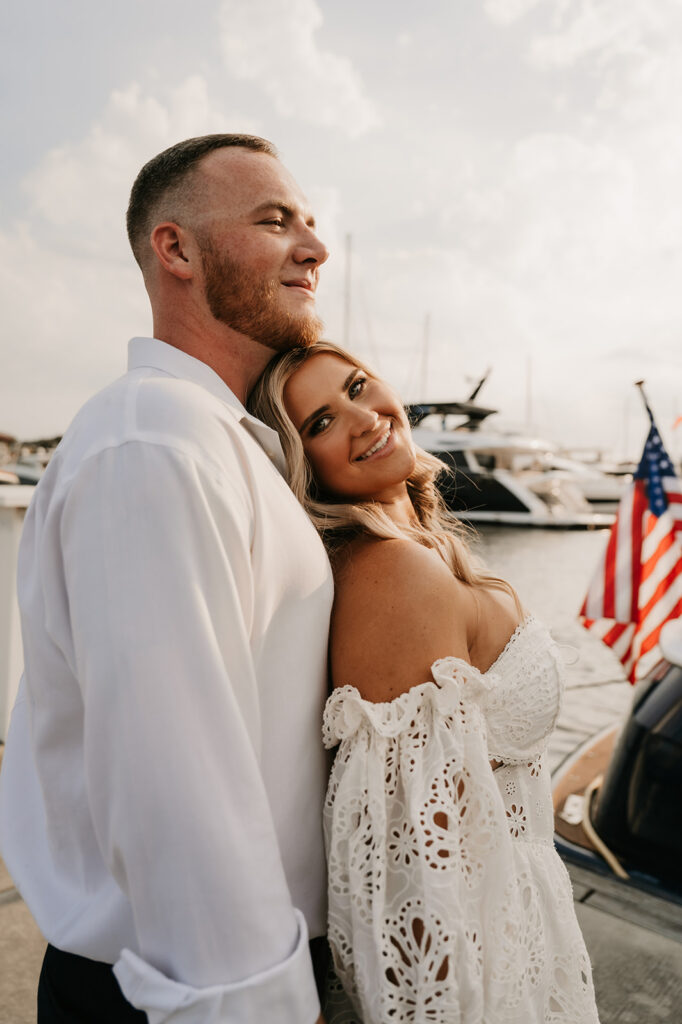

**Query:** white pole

left=418, top=313, right=431, bottom=398
left=525, top=354, right=533, bottom=430
left=343, top=233, right=352, bottom=348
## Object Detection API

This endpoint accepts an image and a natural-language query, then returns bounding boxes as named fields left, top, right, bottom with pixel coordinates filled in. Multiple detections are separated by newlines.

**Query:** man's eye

left=263, top=218, right=285, bottom=228
left=349, top=376, right=367, bottom=398
left=309, top=415, right=332, bottom=436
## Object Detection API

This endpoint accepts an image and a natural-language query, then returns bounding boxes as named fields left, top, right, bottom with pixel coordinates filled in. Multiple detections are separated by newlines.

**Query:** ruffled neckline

left=321, top=610, right=540, bottom=749
left=323, top=616, right=538, bottom=746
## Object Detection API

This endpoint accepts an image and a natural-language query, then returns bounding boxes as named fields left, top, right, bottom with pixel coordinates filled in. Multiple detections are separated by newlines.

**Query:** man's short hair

left=126, top=134, right=278, bottom=270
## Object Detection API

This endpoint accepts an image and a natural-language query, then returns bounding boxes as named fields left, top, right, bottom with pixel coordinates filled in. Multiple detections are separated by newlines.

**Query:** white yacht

left=409, top=401, right=617, bottom=528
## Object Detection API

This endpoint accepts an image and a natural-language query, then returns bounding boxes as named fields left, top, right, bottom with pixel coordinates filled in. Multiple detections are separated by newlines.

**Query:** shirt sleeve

left=59, top=441, right=320, bottom=1024
left=322, top=665, right=515, bottom=1024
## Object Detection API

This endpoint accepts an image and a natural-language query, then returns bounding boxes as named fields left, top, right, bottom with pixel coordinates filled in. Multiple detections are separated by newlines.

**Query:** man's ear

left=149, top=222, right=196, bottom=281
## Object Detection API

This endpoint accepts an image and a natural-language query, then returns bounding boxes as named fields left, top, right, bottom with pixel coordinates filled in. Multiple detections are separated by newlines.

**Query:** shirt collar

left=127, top=337, right=287, bottom=475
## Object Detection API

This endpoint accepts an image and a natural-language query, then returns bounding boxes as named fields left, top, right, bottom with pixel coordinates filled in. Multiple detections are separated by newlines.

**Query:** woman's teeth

left=358, top=426, right=391, bottom=460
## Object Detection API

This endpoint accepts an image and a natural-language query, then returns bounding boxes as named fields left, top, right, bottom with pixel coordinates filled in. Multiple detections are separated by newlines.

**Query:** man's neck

left=152, top=312, right=274, bottom=404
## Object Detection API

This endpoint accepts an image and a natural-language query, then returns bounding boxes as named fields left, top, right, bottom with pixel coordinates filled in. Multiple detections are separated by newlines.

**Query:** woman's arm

left=323, top=548, right=514, bottom=1023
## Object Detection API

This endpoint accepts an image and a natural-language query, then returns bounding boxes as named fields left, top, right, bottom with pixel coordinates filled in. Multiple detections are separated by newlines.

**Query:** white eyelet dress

left=321, top=617, right=600, bottom=1024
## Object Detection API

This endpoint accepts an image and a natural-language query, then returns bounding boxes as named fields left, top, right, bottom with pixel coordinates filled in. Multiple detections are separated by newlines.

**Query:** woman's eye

left=349, top=376, right=367, bottom=398
left=309, top=415, right=332, bottom=436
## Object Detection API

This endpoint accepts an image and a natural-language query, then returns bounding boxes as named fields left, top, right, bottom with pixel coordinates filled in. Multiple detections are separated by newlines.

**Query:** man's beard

left=199, top=239, right=323, bottom=352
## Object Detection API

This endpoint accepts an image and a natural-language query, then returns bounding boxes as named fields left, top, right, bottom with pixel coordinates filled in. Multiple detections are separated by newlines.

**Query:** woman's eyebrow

left=342, top=368, right=358, bottom=391
left=299, top=369, right=360, bottom=434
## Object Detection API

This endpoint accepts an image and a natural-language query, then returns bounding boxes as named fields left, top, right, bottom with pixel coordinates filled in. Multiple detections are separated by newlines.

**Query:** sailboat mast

left=525, top=354, right=533, bottom=430
left=419, top=313, right=431, bottom=399
left=343, top=233, right=352, bottom=348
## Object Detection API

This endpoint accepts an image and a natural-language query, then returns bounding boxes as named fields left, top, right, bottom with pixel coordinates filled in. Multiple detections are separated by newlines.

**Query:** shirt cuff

left=112, top=909, right=320, bottom=1024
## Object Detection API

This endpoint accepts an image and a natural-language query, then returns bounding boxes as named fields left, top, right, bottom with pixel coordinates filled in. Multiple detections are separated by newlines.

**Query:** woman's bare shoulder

left=330, top=537, right=473, bottom=702
left=335, top=535, right=453, bottom=585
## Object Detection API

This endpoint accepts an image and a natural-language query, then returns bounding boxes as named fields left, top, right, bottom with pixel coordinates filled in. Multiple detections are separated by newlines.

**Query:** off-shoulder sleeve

left=322, top=663, right=520, bottom=1024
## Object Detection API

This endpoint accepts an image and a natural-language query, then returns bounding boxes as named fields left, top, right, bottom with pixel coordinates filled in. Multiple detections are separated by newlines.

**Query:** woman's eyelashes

left=309, top=414, right=332, bottom=437
left=348, top=375, right=367, bottom=399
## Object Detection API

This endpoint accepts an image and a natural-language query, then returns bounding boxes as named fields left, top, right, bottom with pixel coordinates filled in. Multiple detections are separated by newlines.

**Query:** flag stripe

left=641, top=508, right=677, bottom=563
left=631, top=654, right=653, bottom=682
left=603, top=516, right=619, bottom=619
left=614, top=488, right=633, bottom=621
left=629, top=483, right=646, bottom=623
left=602, top=621, right=630, bottom=646
left=639, top=597, right=682, bottom=658
left=640, top=537, right=682, bottom=605
left=641, top=529, right=676, bottom=585
left=639, top=574, right=682, bottom=642
left=610, top=624, right=635, bottom=661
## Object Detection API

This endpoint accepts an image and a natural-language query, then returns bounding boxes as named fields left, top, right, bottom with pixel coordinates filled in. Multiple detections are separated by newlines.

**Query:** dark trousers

left=38, top=938, right=331, bottom=1022
left=38, top=944, right=147, bottom=1022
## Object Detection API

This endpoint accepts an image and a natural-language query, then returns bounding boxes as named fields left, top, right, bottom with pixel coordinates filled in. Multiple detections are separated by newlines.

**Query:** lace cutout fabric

left=323, top=618, right=600, bottom=1024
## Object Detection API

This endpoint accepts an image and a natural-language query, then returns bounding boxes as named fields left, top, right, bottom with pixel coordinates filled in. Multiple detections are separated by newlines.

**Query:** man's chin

left=260, top=312, right=324, bottom=353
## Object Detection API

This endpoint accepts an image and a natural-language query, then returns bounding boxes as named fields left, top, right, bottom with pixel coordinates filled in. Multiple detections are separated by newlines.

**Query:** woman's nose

left=350, top=406, right=379, bottom=435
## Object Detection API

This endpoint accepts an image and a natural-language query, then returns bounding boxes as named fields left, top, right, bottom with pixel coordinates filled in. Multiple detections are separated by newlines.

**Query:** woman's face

left=283, top=352, right=417, bottom=502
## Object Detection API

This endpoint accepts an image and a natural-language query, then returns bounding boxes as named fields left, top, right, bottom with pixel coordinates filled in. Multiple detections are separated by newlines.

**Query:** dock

left=0, top=846, right=44, bottom=1023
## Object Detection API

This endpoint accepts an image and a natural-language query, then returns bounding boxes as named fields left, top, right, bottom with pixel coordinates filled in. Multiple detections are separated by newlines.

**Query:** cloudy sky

left=3, top=0, right=682, bottom=457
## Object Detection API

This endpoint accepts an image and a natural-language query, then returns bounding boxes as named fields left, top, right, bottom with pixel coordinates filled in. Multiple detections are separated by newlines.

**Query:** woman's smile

left=354, top=423, right=394, bottom=462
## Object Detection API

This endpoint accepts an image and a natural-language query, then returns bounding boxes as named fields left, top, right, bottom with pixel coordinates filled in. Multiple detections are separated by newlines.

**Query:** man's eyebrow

left=298, top=369, right=359, bottom=435
left=252, top=201, right=316, bottom=228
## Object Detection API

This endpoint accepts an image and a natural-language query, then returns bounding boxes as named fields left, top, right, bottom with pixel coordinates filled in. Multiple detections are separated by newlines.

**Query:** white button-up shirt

left=0, top=338, right=334, bottom=1023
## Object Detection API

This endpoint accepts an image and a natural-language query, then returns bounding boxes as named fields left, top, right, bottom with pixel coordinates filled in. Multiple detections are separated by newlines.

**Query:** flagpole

left=634, top=380, right=656, bottom=427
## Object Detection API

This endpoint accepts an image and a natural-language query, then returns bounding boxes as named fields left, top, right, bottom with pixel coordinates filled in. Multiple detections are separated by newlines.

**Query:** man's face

left=191, top=149, right=329, bottom=351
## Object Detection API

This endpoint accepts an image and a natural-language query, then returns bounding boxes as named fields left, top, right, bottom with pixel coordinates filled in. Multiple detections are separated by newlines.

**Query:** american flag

left=580, top=400, right=682, bottom=683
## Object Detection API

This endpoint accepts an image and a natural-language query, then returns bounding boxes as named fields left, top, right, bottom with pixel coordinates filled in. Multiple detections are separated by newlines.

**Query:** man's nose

left=293, top=224, right=329, bottom=265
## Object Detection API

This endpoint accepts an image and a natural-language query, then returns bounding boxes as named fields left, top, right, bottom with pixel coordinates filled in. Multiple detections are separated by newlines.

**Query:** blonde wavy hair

left=249, top=340, right=516, bottom=600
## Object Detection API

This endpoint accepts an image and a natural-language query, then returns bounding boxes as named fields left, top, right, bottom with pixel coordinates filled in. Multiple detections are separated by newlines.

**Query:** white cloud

left=484, top=0, right=543, bottom=27
left=218, top=0, right=379, bottom=137
left=2, top=76, right=260, bottom=437
left=504, top=134, right=636, bottom=284
left=23, top=76, right=256, bottom=249
left=530, top=1, right=666, bottom=69
left=485, top=0, right=682, bottom=77
left=0, top=219, right=148, bottom=438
